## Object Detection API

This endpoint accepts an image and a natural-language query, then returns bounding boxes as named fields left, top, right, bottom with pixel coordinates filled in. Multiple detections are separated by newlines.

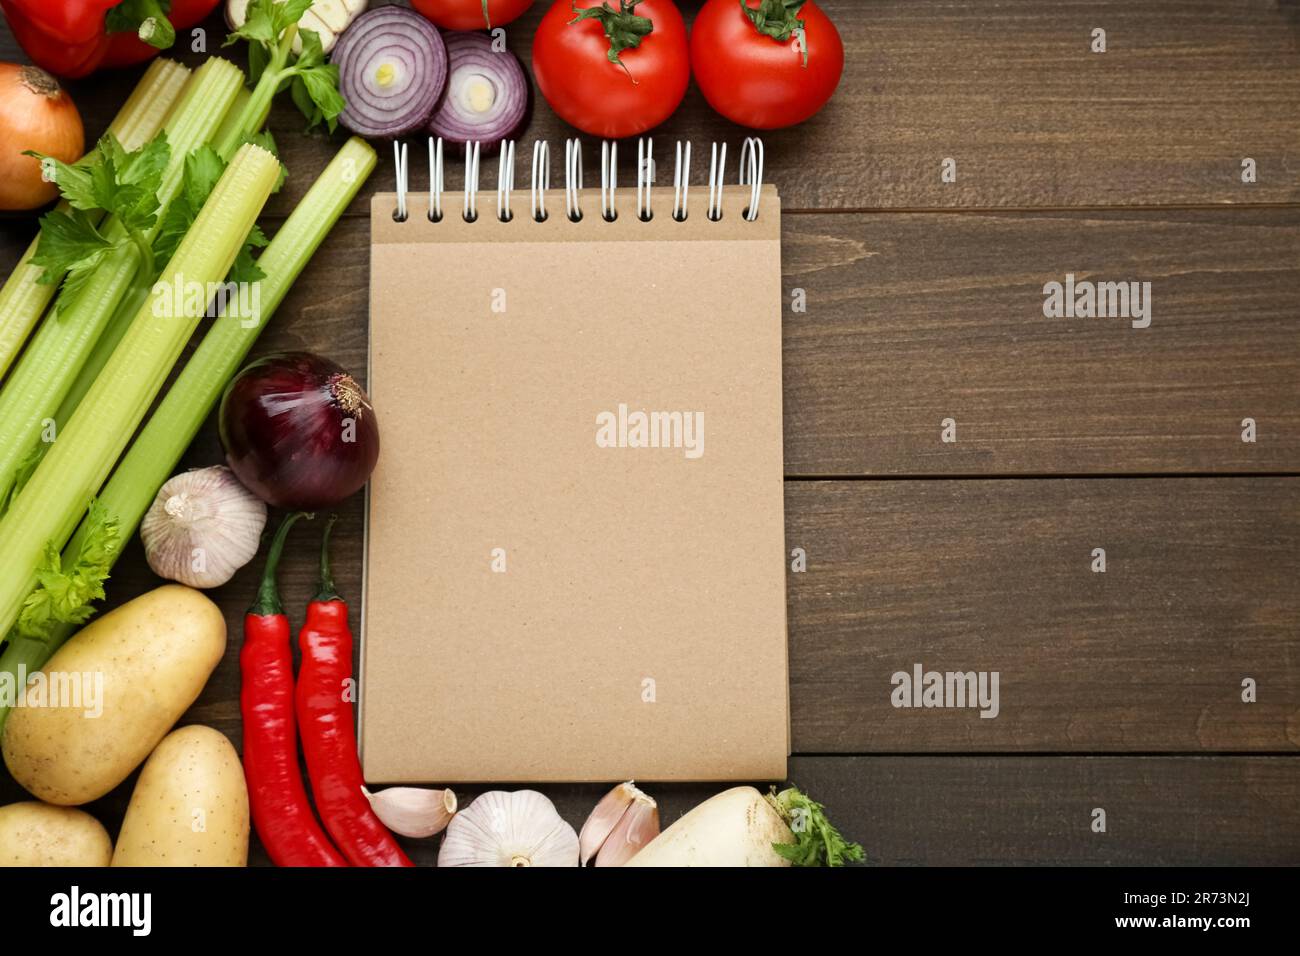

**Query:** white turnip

left=625, top=785, right=864, bottom=867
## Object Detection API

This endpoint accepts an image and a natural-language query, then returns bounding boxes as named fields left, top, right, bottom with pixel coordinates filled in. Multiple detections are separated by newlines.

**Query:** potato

left=0, top=801, right=112, bottom=866
left=111, top=725, right=249, bottom=867
left=2, top=585, right=226, bottom=805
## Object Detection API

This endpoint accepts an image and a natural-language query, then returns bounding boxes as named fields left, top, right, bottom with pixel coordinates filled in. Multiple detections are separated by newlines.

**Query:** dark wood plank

left=788, top=478, right=1300, bottom=752
left=4, top=0, right=1298, bottom=215
left=455, top=204, right=1300, bottom=475
left=3, top=753, right=1296, bottom=865
left=783, top=208, right=1300, bottom=475
left=807, top=755, right=1300, bottom=866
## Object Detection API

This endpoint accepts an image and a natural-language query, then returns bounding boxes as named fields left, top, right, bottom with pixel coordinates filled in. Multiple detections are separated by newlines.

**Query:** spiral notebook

left=361, top=140, right=788, bottom=783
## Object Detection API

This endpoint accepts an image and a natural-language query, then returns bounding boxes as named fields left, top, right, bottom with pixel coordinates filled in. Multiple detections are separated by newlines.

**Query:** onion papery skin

left=219, top=352, right=381, bottom=512
left=0, top=64, right=84, bottom=211
left=427, top=31, right=530, bottom=149
left=334, top=7, right=449, bottom=139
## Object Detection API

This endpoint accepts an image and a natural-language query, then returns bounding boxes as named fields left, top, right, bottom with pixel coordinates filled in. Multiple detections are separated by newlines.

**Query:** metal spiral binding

left=463, top=140, right=481, bottom=222
left=707, top=141, right=728, bottom=221
left=532, top=140, right=550, bottom=222
left=600, top=140, right=618, bottom=221
left=497, top=139, right=516, bottom=222
left=394, top=137, right=764, bottom=224
left=392, top=141, right=409, bottom=221
left=739, top=137, right=764, bottom=222
left=636, top=137, right=653, bottom=221
left=428, top=136, right=444, bottom=222
left=565, top=137, right=583, bottom=221
left=673, top=140, right=691, bottom=221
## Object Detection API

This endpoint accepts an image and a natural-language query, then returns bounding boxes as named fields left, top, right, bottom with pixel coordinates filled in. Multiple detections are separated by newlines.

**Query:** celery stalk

left=0, top=144, right=282, bottom=638
left=52, top=271, right=152, bottom=428
left=0, top=139, right=374, bottom=725
left=0, top=59, right=192, bottom=381
left=213, top=25, right=298, bottom=160
left=0, top=59, right=244, bottom=504
left=49, top=83, right=256, bottom=428
left=213, top=86, right=253, bottom=153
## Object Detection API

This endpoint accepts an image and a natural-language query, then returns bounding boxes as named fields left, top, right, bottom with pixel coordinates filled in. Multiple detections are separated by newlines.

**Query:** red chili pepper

left=0, top=0, right=220, bottom=79
left=296, top=516, right=413, bottom=867
left=240, top=512, right=348, bottom=868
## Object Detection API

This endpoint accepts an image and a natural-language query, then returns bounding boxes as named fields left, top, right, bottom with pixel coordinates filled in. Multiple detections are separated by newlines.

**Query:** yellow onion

left=0, top=63, right=83, bottom=211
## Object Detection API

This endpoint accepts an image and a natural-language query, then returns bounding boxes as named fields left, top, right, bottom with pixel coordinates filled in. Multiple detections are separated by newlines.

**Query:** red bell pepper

left=0, top=0, right=220, bottom=79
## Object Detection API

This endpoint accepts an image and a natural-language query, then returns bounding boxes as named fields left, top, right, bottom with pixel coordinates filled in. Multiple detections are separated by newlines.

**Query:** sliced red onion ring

left=333, top=7, right=448, bottom=139
left=427, top=31, right=530, bottom=149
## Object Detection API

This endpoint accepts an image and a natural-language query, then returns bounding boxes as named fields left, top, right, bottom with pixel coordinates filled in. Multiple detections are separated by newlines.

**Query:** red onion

left=427, top=31, right=530, bottom=148
left=219, top=352, right=380, bottom=511
left=334, top=7, right=448, bottom=139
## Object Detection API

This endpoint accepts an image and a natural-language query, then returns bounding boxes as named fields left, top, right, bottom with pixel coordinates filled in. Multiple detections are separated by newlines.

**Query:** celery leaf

left=22, top=152, right=98, bottom=211
left=30, top=209, right=112, bottom=287
left=289, top=30, right=345, bottom=132
left=228, top=225, right=269, bottom=285
left=154, top=144, right=225, bottom=269
left=16, top=500, right=120, bottom=642
left=225, top=0, right=314, bottom=51
left=31, top=133, right=171, bottom=298
left=90, top=132, right=171, bottom=235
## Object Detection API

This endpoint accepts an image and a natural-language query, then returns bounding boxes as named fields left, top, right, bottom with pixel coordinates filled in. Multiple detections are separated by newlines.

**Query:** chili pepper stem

left=249, top=511, right=307, bottom=617
left=314, top=513, right=342, bottom=603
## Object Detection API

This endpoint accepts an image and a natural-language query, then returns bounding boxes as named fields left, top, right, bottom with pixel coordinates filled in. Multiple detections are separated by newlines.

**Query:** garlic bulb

left=579, top=781, right=659, bottom=866
left=140, top=466, right=267, bottom=588
left=437, top=790, right=579, bottom=867
left=363, top=786, right=457, bottom=838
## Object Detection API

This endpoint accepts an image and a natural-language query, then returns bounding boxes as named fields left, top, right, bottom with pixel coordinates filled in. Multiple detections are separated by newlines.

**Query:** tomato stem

left=569, top=0, right=653, bottom=82
left=740, top=0, right=810, bottom=68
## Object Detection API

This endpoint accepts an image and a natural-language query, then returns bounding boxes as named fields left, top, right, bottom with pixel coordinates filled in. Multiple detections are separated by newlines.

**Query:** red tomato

left=691, top=0, right=844, bottom=129
left=532, top=0, right=689, bottom=139
left=410, top=0, right=535, bottom=30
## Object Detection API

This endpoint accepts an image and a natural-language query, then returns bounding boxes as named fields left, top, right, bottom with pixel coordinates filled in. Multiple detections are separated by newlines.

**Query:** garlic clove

left=594, top=789, right=659, bottom=867
left=578, top=780, right=639, bottom=865
left=140, top=465, right=267, bottom=589
left=362, top=786, right=457, bottom=838
left=437, top=790, right=579, bottom=867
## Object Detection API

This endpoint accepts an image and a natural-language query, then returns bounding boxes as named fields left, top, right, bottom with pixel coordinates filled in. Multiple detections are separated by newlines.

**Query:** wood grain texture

left=1, top=753, right=1295, bottom=865
left=787, top=478, right=1300, bottom=752
left=805, top=755, right=1300, bottom=866
left=782, top=208, right=1300, bottom=475
left=3, top=1, right=1298, bottom=215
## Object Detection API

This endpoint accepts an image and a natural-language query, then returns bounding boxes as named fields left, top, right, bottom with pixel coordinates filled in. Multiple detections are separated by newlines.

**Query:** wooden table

left=2, top=1, right=1298, bottom=866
